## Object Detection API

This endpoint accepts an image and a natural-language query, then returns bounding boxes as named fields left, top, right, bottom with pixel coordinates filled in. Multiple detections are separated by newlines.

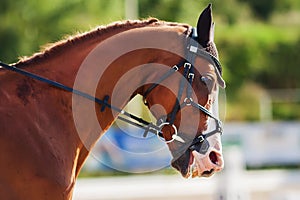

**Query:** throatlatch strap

left=143, top=60, right=185, bottom=102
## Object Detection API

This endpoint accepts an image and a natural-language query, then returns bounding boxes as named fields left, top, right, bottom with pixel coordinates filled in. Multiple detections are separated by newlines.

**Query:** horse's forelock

left=205, top=42, right=222, bottom=75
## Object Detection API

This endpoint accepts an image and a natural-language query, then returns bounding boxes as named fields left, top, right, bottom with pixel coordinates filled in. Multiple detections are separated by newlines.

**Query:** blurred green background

left=3, top=2, right=300, bottom=198
left=1, top=0, right=300, bottom=121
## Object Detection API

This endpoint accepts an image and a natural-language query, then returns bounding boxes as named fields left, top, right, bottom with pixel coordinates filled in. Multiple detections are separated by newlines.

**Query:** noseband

left=0, top=27, right=223, bottom=155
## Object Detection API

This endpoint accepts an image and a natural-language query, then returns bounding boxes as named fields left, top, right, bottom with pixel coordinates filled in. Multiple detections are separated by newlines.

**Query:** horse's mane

left=15, top=18, right=190, bottom=67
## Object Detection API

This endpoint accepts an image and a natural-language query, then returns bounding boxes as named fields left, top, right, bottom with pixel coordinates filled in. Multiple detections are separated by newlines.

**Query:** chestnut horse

left=0, top=4, right=225, bottom=200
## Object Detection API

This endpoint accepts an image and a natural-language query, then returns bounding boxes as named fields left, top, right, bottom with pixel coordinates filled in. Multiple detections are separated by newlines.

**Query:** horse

left=0, top=4, right=225, bottom=200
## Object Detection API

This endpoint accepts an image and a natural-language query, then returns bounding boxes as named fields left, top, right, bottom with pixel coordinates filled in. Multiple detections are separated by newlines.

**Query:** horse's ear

left=196, top=4, right=214, bottom=47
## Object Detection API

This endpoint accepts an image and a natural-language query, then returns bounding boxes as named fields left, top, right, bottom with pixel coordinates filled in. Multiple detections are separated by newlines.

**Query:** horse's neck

left=6, top=24, right=187, bottom=182
left=72, top=26, right=186, bottom=133
left=14, top=24, right=186, bottom=157
left=16, top=41, right=99, bottom=87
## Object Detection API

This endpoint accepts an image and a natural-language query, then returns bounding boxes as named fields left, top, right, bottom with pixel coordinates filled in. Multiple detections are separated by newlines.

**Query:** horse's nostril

left=209, top=151, right=218, bottom=165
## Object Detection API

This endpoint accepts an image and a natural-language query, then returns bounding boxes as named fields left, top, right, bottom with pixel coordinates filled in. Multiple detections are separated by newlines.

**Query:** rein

left=0, top=61, right=162, bottom=137
left=0, top=27, right=223, bottom=154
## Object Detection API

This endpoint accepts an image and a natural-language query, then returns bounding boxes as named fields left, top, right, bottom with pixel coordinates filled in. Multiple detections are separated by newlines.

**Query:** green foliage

left=273, top=103, right=300, bottom=120
left=239, top=0, right=300, bottom=20
left=139, top=0, right=182, bottom=21
left=1, top=0, right=300, bottom=121
left=217, top=23, right=300, bottom=91
left=257, top=39, right=300, bottom=89
left=226, top=83, right=262, bottom=121
left=0, top=0, right=124, bottom=63
left=239, top=0, right=277, bottom=20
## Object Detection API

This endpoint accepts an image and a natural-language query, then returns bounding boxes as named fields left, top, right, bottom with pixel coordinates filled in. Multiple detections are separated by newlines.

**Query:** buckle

left=197, top=135, right=205, bottom=143
left=188, top=73, right=195, bottom=80
left=184, top=62, right=192, bottom=69
left=184, top=97, right=193, bottom=106
left=216, top=120, right=223, bottom=134
left=172, top=65, right=179, bottom=71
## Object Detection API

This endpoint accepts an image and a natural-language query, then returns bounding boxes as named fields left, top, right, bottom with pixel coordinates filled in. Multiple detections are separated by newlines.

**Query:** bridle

left=143, top=27, right=223, bottom=154
left=0, top=27, right=224, bottom=155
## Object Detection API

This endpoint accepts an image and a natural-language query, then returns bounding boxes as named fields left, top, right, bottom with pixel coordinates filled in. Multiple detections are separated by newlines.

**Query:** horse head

left=142, top=4, right=225, bottom=178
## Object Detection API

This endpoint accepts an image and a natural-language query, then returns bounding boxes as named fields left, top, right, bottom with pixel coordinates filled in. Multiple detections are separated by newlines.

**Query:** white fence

left=224, top=122, right=300, bottom=167
left=74, top=122, right=300, bottom=200
left=74, top=153, right=300, bottom=200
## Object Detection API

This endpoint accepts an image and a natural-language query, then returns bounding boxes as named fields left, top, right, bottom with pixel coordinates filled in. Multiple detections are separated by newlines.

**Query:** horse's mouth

left=171, top=150, right=194, bottom=178
left=171, top=150, right=217, bottom=178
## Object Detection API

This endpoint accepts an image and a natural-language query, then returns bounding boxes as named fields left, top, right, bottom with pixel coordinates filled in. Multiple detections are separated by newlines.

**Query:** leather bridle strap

left=143, top=60, right=185, bottom=103
left=0, top=61, right=163, bottom=137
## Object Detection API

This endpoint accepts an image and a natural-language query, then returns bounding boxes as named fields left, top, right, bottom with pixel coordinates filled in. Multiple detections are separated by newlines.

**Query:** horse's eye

left=200, top=76, right=214, bottom=94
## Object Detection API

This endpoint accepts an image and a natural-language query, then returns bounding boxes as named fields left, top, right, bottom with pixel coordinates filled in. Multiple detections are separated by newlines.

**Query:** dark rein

left=0, top=27, right=223, bottom=154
